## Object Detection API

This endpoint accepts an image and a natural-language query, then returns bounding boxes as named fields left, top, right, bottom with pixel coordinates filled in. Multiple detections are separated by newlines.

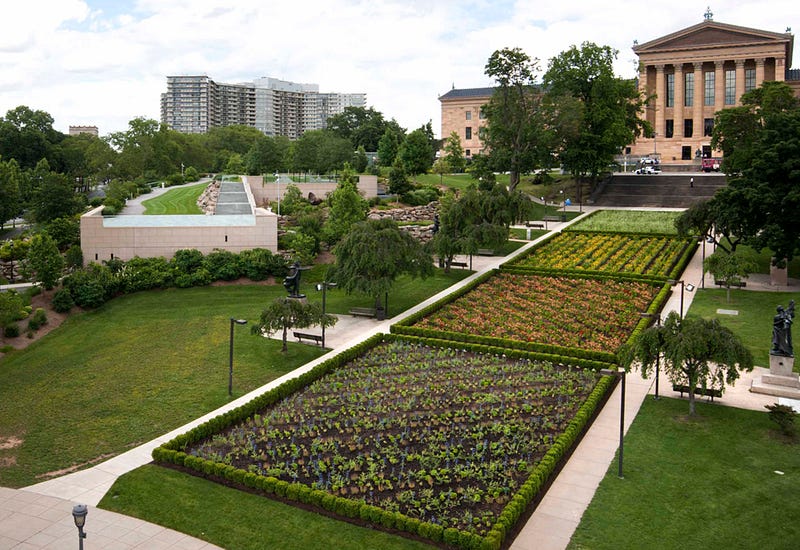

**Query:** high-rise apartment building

left=161, top=75, right=366, bottom=139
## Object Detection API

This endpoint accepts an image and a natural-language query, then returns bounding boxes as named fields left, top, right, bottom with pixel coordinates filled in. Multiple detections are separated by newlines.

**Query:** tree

left=543, top=42, right=649, bottom=192
left=698, top=81, right=800, bottom=265
left=621, top=312, right=753, bottom=416
left=431, top=158, right=450, bottom=185
left=398, top=126, right=434, bottom=179
left=353, top=146, right=368, bottom=173
left=322, top=165, right=368, bottom=244
left=292, top=130, right=353, bottom=174
left=0, top=106, right=64, bottom=171
left=443, top=131, right=466, bottom=173
left=245, top=135, right=290, bottom=174
left=30, top=160, right=84, bottom=223
left=24, top=233, right=64, bottom=290
left=252, top=297, right=337, bottom=352
left=482, top=47, right=547, bottom=190
left=325, top=106, right=404, bottom=152
left=0, top=158, right=22, bottom=228
left=377, top=127, right=402, bottom=167
left=703, top=249, right=757, bottom=303
left=332, top=218, right=433, bottom=313
left=387, top=160, right=412, bottom=197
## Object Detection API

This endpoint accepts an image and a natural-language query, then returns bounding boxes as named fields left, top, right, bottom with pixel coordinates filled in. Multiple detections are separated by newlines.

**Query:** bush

left=184, top=166, right=200, bottom=182
left=166, top=173, right=185, bottom=186
left=766, top=403, right=797, bottom=436
left=202, top=249, right=242, bottom=281
left=238, top=248, right=278, bottom=281
left=3, top=323, right=20, bottom=338
left=288, top=232, right=317, bottom=265
left=402, top=185, right=440, bottom=206
left=62, top=264, right=118, bottom=309
left=65, top=246, right=83, bottom=270
left=27, top=308, right=47, bottom=331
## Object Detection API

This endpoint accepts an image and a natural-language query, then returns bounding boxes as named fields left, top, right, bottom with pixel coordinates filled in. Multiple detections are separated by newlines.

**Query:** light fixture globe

left=72, top=503, right=87, bottom=528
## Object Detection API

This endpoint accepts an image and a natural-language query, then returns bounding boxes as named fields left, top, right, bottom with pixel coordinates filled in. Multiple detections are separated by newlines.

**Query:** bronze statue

left=770, top=300, right=795, bottom=357
left=283, top=261, right=304, bottom=298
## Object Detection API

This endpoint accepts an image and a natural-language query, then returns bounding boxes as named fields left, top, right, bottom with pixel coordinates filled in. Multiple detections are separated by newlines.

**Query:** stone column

left=655, top=64, right=665, bottom=141
left=775, top=57, right=786, bottom=81
left=755, top=58, right=766, bottom=87
left=735, top=59, right=746, bottom=106
left=693, top=62, right=704, bottom=142
left=674, top=64, right=684, bottom=138
left=714, top=60, right=725, bottom=111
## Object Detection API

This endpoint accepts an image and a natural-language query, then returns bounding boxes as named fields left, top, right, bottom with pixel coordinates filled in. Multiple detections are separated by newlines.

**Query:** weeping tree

left=621, top=311, right=754, bottom=415
left=331, top=218, right=433, bottom=315
left=252, top=297, right=337, bottom=352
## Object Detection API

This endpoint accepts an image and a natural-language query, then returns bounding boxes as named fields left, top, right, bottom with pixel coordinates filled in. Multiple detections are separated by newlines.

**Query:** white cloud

left=0, top=0, right=795, bottom=138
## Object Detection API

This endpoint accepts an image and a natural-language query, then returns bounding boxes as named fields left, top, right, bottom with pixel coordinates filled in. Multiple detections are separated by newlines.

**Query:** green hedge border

left=152, top=333, right=616, bottom=550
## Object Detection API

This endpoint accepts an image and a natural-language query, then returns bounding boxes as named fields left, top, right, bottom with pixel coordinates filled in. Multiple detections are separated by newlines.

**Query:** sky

left=0, top=1, right=796, bottom=139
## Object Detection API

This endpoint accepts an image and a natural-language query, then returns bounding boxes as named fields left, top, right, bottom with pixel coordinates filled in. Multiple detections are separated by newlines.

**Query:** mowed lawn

left=142, top=183, right=206, bottom=214
left=0, top=270, right=470, bottom=488
left=568, top=398, right=799, bottom=550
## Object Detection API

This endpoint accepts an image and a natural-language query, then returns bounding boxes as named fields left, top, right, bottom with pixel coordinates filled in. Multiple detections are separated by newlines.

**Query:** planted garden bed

left=506, top=232, right=693, bottom=277
left=402, top=272, right=660, bottom=357
left=156, top=337, right=614, bottom=548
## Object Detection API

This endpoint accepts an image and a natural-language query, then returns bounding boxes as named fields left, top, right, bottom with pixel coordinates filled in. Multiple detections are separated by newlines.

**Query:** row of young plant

left=51, top=247, right=290, bottom=311
left=392, top=270, right=661, bottom=363
left=153, top=333, right=617, bottom=549
left=505, top=231, right=695, bottom=278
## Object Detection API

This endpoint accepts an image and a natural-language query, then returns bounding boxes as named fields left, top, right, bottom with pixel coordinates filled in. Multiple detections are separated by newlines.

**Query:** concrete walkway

left=4, top=208, right=799, bottom=549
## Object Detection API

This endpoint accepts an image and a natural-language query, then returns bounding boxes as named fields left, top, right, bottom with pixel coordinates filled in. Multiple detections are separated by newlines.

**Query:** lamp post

left=72, top=504, right=87, bottom=550
left=666, top=279, right=685, bottom=319
left=640, top=313, right=662, bottom=399
left=275, top=172, right=281, bottom=215
left=600, top=368, right=626, bottom=478
left=228, top=318, right=248, bottom=396
left=315, top=281, right=337, bottom=348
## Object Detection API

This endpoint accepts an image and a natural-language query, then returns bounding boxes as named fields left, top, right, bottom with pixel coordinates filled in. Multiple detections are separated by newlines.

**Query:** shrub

left=402, top=185, right=440, bottom=206
left=202, top=249, right=242, bottom=281
left=27, top=308, right=47, bottom=331
left=288, top=231, right=317, bottom=265
left=166, top=173, right=185, bottom=186
left=3, top=323, right=20, bottom=338
left=238, top=248, right=279, bottom=281
left=766, top=403, right=797, bottom=436
left=65, top=246, right=83, bottom=270
left=184, top=166, right=199, bottom=182
left=62, top=264, right=118, bottom=308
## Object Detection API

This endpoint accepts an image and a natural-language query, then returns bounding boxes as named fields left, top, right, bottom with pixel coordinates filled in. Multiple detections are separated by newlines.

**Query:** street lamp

left=600, top=368, right=626, bottom=479
left=315, top=281, right=337, bottom=348
left=275, top=172, right=281, bottom=216
left=640, top=313, right=662, bottom=399
left=666, top=279, right=686, bottom=319
left=72, top=504, right=87, bottom=550
left=228, top=318, right=248, bottom=396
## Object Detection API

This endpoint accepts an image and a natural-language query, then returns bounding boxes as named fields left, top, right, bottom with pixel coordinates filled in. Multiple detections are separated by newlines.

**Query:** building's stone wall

left=246, top=175, right=378, bottom=208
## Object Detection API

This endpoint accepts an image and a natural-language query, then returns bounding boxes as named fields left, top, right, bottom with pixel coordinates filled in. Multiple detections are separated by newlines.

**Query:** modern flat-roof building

left=631, top=9, right=799, bottom=162
left=68, top=125, right=99, bottom=136
left=438, top=87, right=494, bottom=159
left=161, top=75, right=366, bottom=138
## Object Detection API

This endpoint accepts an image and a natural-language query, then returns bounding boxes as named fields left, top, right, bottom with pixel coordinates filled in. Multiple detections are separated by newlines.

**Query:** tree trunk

left=281, top=324, right=288, bottom=352
left=688, top=390, right=696, bottom=416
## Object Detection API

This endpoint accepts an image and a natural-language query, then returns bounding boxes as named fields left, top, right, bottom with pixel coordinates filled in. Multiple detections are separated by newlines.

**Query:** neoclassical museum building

left=439, top=11, right=799, bottom=165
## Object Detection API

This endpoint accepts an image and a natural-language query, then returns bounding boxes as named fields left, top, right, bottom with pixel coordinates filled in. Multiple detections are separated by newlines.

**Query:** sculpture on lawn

left=771, top=300, right=795, bottom=357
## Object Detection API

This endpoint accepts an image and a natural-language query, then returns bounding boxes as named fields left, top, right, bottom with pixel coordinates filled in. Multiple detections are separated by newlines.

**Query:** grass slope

left=142, top=183, right=206, bottom=214
left=100, top=465, right=435, bottom=550
left=568, top=398, right=799, bottom=550
left=570, top=210, right=683, bottom=234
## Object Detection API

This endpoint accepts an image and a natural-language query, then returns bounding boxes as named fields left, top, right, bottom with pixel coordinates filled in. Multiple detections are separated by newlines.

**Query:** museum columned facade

left=631, top=11, right=798, bottom=163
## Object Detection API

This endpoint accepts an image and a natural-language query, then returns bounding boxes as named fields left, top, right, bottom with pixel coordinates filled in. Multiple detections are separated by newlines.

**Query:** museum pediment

left=634, top=21, right=791, bottom=54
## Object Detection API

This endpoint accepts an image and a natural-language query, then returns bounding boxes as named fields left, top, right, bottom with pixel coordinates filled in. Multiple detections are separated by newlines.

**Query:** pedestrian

left=690, top=177, right=694, bottom=188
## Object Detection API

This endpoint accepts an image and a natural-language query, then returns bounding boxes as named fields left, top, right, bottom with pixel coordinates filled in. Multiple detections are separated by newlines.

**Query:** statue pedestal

left=286, top=295, right=307, bottom=303
left=751, top=355, right=800, bottom=398
left=770, top=263, right=788, bottom=286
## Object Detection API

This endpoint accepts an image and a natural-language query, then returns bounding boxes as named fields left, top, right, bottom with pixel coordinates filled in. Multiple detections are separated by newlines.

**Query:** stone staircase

left=591, top=173, right=727, bottom=208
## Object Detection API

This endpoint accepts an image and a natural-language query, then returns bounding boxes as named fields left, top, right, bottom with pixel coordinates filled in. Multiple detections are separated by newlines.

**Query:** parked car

left=634, top=166, right=661, bottom=174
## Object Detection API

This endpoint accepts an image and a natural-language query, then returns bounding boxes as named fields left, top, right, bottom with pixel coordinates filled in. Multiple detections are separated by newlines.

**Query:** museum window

left=665, top=73, right=674, bottom=107
left=665, top=119, right=674, bottom=138
left=682, top=146, right=692, bottom=160
left=465, top=127, right=472, bottom=140
left=744, top=68, right=756, bottom=93
left=465, top=149, right=471, bottom=157
left=465, top=110, right=472, bottom=120
left=684, top=119, right=693, bottom=138
left=725, top=69, right=736, bottom=105
left=684, top=72, right=694, bottom=107
left=704, top=118, right=714, bottom=137
left=704, top=72, right=715, bottom=106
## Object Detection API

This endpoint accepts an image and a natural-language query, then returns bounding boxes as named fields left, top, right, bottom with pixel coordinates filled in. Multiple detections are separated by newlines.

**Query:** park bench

left=349, top=307, right=377, bottom=318
left=293, top=331, right=323, bottom=346
left=672, top=384, right=723, bottom=402
left=714, top=280, right=746, bottom=288
left=449, top=261, right=469, bottom=269
left=542, top=215, right=564, bottom=223
left=525, top=221, right=545, bottom=229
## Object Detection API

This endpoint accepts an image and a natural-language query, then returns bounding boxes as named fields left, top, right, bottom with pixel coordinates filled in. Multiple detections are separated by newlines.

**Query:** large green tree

left=443, top=131, right=466, bottom=173
left=322, top=165, right=368, bottom=244
left=0, top=106, right=65, bottom=171
left=325, top=106, right=404, bottom=152
left=681, top=81, right=800, bottom=265
left=622, top=312, right=753, bottom=416
left=332, top=217, right=433, bottom=313
left=24, top=233, right=64, bottom=290
left=398, top=126, right=434, bottom=178
left=543, top=42, right=649, bottom=192
left=482, top=47, right=548, bottom=190
left=377, top=126, right=403, bottom=167
left=0, top=158, right=22, bottom=227
left=29, top=160, right=84, bottom=223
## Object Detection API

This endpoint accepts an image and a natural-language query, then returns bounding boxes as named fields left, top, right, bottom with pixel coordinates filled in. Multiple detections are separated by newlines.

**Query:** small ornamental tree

left=252, top=297, right=337, bottom=352
left=24, top=233, right=64, bottom=289
left=704, top=249, right=758, bottom=303
left=621, top=311, right=754, bottom=415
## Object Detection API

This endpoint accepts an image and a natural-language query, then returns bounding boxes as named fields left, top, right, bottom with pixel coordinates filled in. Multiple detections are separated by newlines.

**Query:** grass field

left=686, top=288, right=797, bottom=369
left=571, top=210, right=683, bottom=234
left=142, top=183, right=206, bottom=214
left=100, top=465, right=435, bottom=550
left=0, top=270, right=469, bottom=487
left=568, top=397, right=799, bottom=550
